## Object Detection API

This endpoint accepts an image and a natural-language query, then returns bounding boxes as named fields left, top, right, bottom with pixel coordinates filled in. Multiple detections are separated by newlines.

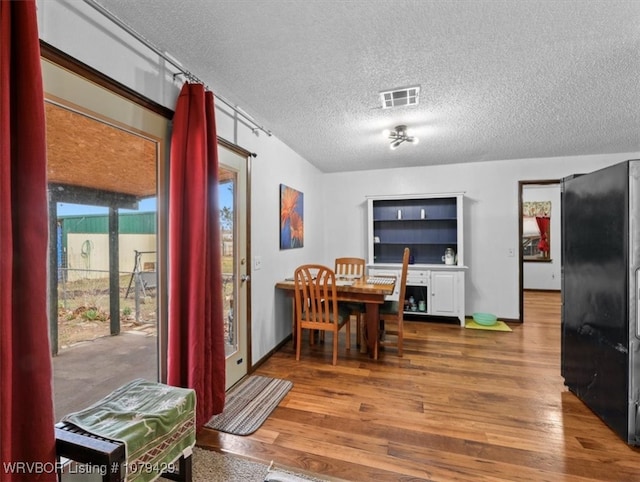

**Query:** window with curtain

left=523, top=201, right=551, bottom=261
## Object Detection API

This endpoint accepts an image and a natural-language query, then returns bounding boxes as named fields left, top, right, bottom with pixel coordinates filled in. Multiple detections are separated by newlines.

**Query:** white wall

left=225, top=114, right=326, bottom=362
left=37, top=0, right=181, bottom=109
left=322, top=153, right=640, bottom=319
left=522, top=185, right=561, bottom=290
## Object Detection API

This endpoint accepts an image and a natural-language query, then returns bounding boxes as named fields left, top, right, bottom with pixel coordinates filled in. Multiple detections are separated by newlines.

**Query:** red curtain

left=167, top=83, right=225, bottom=428
left=536, top=216, right=550, bottom=255
left=0, top=1, right=56, bottom=480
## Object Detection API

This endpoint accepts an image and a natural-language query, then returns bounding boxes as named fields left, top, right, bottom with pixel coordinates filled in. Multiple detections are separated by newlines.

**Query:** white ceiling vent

left=379, top=86, right=420, bottom=109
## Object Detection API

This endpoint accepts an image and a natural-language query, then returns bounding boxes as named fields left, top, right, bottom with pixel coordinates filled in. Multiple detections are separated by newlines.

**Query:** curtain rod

left=83, top=0, right=272, bottom=137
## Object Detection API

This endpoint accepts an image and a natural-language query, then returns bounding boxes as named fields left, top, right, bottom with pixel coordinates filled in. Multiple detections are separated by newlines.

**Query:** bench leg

left=160, top=453, right=192, bottom=482
left=179, top=454, right=192, bottom=482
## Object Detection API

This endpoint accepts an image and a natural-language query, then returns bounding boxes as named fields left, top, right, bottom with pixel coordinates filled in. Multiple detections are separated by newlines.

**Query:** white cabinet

left=367, top=193, right=467, bottom=326
left=430, top=270, right=463, bottom=320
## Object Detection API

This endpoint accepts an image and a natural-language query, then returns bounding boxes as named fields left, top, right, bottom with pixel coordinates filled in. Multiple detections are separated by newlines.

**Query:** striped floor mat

left=205, top=375, right=293, bottom=435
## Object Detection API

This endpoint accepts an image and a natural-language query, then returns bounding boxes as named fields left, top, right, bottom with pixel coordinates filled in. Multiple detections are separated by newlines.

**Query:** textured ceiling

left=94, top=0, right=640, bottom=173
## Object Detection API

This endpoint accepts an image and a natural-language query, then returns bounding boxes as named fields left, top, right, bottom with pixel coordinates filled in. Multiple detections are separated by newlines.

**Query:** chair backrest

left=334, top=257, right=365, bottom=279
left=294, top=264, right=338, bottom=327
left=397, top=248, right=411, bottom=320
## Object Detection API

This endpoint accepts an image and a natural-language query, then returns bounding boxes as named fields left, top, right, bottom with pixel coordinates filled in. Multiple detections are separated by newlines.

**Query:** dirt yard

left=55, top=263, right=233, bottom=350
left=57, top=274, right=157, bottom=349
left=57, top=307, right=156, bottom=348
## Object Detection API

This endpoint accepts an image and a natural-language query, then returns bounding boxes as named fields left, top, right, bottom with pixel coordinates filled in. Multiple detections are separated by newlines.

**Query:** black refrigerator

left=561, top=159, right=640, bottom=445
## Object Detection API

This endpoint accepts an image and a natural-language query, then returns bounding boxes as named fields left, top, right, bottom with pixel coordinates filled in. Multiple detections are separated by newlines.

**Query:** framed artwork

left=280, top=184, right=304, bottom=249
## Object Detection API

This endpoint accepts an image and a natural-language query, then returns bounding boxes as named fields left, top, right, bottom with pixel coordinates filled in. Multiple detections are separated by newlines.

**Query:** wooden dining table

left=275, top=276, right=396, bottom=359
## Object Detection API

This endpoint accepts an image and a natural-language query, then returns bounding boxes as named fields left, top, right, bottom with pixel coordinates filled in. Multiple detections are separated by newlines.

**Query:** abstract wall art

left=280, top=184, right=304, bottom=249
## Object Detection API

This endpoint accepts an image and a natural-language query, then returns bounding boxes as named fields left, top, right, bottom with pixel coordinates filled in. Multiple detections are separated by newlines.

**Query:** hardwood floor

left=198, top=291, right=640, bottom=481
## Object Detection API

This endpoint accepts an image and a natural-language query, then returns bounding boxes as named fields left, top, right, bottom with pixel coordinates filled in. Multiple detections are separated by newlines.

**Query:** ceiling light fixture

left=384, top=125, right=419, bottom=150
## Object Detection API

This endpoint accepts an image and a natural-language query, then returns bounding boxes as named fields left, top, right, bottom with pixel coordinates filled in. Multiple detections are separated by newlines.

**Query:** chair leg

left=291, top=299, right=296, bottom=350
left=360, top=318, right=367, bottom=354
left=296, top=323, right=302, bottom=361
left=355, top=312, right=361, bottom=348
left=398, top=319, right=404, bottom=357
left=346, top=317, right=351, bottom=351
left=374, top=334, right=378, bottom=360
left=332, top=328, right=338, bottom=365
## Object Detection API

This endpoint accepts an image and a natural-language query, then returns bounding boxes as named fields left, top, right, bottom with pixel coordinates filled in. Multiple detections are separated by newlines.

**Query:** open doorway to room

left=41, top=50, right=171, bottom=420
left=518, top=180, right=561, bottom=322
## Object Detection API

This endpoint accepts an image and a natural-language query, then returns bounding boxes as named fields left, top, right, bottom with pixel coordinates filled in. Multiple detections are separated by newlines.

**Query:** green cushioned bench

left=56, top=379, right=195, bottom=482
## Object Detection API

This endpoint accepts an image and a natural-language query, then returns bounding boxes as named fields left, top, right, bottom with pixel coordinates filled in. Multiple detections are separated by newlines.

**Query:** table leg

left=365, top=303, right=380, bottom=360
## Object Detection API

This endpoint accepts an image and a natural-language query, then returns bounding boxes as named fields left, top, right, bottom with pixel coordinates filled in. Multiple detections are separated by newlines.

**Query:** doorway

left=518, top=180, right=561, bottom=322
left=218, top=142, right=251, bottom=389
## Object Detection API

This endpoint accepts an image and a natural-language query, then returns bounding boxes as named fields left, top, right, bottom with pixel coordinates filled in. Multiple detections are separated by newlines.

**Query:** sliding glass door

left=42, top=57, right=169, bottom=418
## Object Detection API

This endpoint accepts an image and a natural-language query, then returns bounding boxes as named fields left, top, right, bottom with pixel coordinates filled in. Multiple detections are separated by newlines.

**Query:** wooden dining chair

left=334, top=257, right=366, bottom=348
left=294, top=264, right=351, bottom=365
left=379, top=247, right=410, bottom=357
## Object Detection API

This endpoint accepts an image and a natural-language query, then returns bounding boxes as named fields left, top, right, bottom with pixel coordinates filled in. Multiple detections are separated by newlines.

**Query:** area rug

left=192, top=447, right=333, bottom=481
left=205, top=375, right=293, bottom=435
left=465, top=319, right=512, bottom=332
